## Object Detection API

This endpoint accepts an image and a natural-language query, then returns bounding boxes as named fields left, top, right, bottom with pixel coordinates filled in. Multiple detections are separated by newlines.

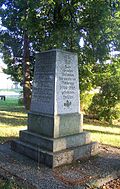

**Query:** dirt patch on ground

left=99, top=144, right=120, bottom=157
left=100, top=178, right=120, bottom=189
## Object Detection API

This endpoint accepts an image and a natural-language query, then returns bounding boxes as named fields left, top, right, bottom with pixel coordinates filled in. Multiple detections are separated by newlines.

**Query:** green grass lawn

left=0, top=98, right=120, bottom=147
left=0, top=98, right=27, bottom=143
left=83, top=119, right=120, bottom=147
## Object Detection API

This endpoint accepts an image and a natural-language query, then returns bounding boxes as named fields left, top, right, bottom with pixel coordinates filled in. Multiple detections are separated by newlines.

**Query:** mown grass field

left=0, top=98, right=27, bottom=143
left=84, top=119, right=120, bottom=147
left=0, top=98, right=120, bottom=147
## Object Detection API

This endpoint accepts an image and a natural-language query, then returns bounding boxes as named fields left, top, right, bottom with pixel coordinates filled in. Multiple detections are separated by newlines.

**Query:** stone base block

left=20, top=130, right=91, bottom=152
left=28, top=112, right=83, bottom=138
left=11, top=140, right=98, bottom=168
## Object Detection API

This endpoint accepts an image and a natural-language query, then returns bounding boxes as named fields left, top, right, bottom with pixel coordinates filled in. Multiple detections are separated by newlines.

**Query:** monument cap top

left=36, top=49, right=77, bottom=56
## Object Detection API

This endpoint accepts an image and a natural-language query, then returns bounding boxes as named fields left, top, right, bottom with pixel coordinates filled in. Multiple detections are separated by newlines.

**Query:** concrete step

left=11, top=140, right=98, bottom=168
left=20, top=130, right=91, bottom=152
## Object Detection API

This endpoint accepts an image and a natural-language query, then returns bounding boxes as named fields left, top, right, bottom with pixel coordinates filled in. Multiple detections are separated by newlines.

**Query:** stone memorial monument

left=11, top=49, right=98, bottom=168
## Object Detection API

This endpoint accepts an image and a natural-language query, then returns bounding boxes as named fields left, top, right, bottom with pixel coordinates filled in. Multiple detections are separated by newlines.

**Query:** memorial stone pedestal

left=11, top=49, right=98, bottom=168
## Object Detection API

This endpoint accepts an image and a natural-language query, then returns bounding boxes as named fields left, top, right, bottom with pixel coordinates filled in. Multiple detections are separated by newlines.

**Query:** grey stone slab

left=53, top=142, right=98, bottom=168
left=28, top=112, right=54, bottom=137
left=20, top=130, right=91, bottom=152
left=11, top=140, right=98, bottom=168
left=55, top=50, right=80, bottom=114
left=55, top=113, right=82, bottom=138
left=30, top=50, right=56, bottom=114
left=28, top=112, right=83, bottom=138
left=73, top=142, right=98, bottom=160
left=53, top=132, right=91, bottom=152
left=11, top=140, right=53, bottom=168
left=30, top=49, right=80, bottom=115
left=20, top=130, right=53, bottom=152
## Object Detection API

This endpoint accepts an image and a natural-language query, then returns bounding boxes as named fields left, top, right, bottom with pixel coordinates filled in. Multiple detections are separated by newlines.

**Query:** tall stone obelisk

left=11, top=49, right=98, bottom=168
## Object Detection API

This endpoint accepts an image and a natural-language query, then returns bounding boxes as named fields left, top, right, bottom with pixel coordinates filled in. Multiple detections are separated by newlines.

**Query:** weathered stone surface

left=30, top=50, right=56, bottom=114
left=28, top=112, right=83, bottom=138
left=30, top=49, right=80, bottom=115
left=55, top=50, right=80, bottom=114
left=20, top=130, right=91, bottom=152
left=53, top=142, right=98, bottom=168
left=11, top=140, right=98, bottom=168
left=11, top=140, right=53, bottom=168
left=28, top=112, right=54, bottom=137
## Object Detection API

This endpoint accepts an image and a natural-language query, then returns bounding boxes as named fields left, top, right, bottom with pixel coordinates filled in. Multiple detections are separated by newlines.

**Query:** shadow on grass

left=0, top=104, right=27, bottom=126
left=84, top=118, right=120, bottom=129
left=84, top=129, right=120, bottom=136
left=0, top=112, right=27, bottom=119
left=0, top=115, right=27, bottom=127
left=0, top=136, right=18, bottom=144
left=0, top=106, right=27, bottom=114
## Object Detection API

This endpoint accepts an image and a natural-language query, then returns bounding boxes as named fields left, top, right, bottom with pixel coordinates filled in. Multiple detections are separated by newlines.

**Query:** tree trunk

left=23, top=31, right=31, bottom=110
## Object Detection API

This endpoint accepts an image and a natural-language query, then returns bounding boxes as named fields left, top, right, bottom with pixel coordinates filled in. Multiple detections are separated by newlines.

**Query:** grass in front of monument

left=0, top=98, right=27, bottom=144
left=0, top=98, right=120, bottom=147
left=84, top=119, right=120, bottom=147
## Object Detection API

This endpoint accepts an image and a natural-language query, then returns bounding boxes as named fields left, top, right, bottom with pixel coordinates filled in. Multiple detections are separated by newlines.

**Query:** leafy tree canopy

left=0, top=0, right=120, bottom=91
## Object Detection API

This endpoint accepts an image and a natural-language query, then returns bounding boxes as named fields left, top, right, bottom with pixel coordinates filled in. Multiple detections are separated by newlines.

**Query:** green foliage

left=1, top=179, right=14, bottom=189
left=0, top=179, right=24, bottom=189
left=18, top=91, right=24, bottom=105
left=0, top=0, right=120, bottom=85
left=80, top=92, right=94, bottom=113
left=89, top=93, right=120, bottom=122
left=89, top=57, right=120, bottom=122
